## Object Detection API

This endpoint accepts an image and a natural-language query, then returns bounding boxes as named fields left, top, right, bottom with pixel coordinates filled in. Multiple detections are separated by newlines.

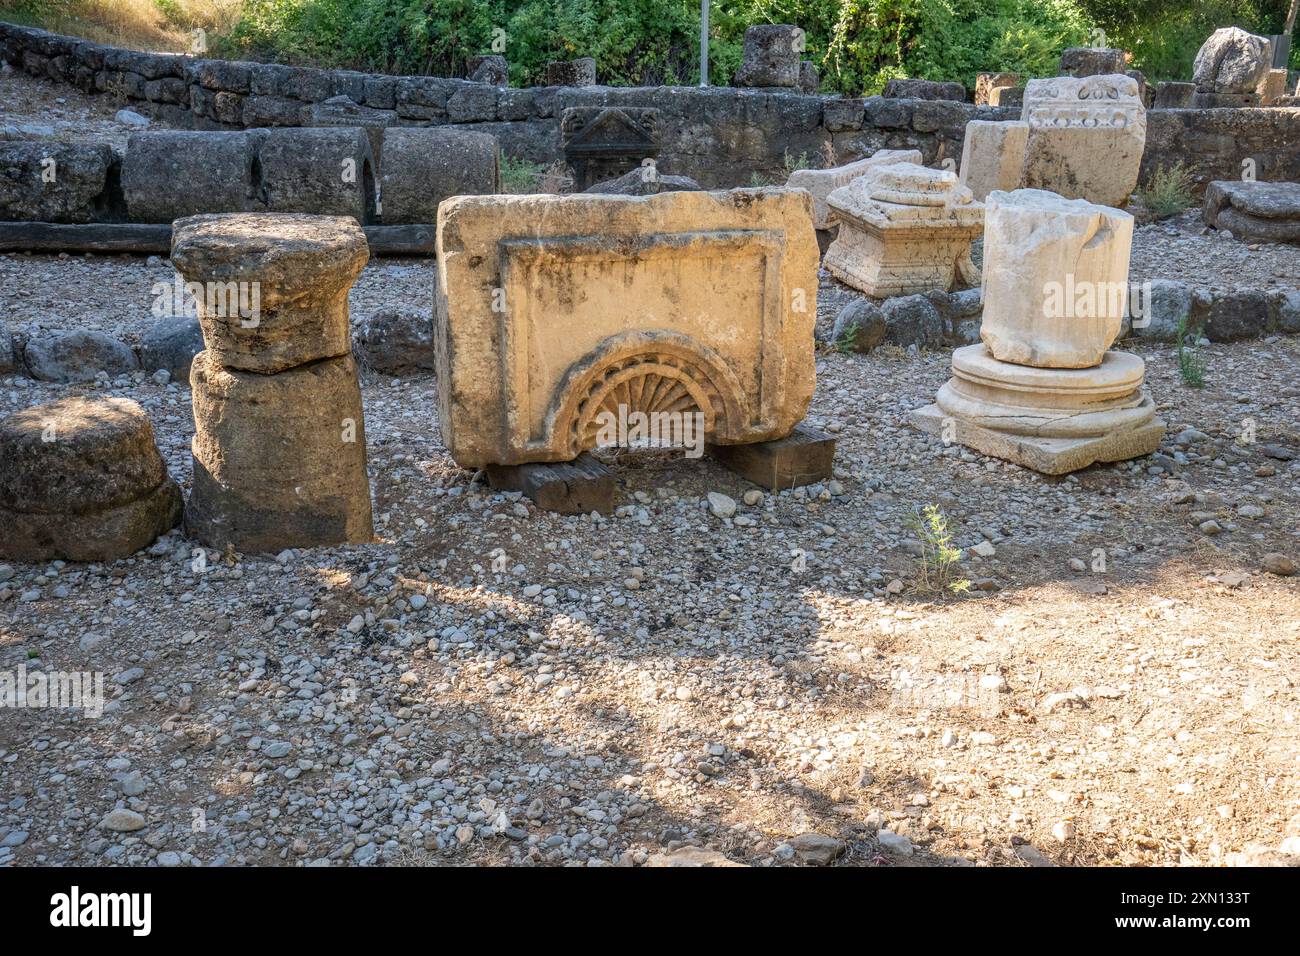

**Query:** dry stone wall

left=3, top=21, right=1300, bottom=195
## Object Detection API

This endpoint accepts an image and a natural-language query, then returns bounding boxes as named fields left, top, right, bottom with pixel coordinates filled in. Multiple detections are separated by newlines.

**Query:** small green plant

left=1137, top=162, right=1195, bottom=220
left=499, top=155, right=545, bottom=194
left=782, top=149, right=811, bottom=176
left=834, top=320, right=861, bottom=354
left=747, top=171, right=772, bottom=188
left=906, top=504, right=970, bottom=596
left=1175, top=312, right=1207, bottom=388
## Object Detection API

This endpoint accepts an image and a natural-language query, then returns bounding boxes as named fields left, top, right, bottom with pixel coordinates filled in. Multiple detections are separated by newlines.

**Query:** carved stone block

left=561, top=107, right=659, bottom=191
left=434, top=189, right=819, bottom=468
left=1020, top=74, right=1146, bottom=208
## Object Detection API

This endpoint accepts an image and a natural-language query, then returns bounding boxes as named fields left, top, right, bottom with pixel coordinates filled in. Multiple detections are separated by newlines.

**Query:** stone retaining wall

left=5, top=22, right=1300, bottom=192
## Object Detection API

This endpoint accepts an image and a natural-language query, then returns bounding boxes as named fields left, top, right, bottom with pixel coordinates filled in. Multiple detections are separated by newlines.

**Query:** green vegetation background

left=7, top=0, right=1299, bottom=93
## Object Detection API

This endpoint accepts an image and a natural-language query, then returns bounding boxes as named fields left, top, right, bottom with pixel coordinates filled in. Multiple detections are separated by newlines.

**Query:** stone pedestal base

left=708, top=424, right=835, bottom=490
left=910, top=345, right=1164, bottom=474
left=824, top=221, right=979, bottom=297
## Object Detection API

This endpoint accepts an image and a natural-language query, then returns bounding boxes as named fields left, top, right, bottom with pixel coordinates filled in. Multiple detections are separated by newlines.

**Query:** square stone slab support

left=485, top=453, right=616, bottom=516
left=707, top=424, right=836, bottom=491
left=910, top=403, right=1165, bottom=476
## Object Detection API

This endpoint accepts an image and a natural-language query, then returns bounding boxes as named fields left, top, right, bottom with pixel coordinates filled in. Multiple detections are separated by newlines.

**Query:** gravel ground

left=2, top=265, right=1299, bottom=866
left=2, top=69, right=1300, bottom=871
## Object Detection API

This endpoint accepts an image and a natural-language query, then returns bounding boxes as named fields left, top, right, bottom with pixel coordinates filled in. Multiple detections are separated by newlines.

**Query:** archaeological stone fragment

left=1020, top=74, right=1146, bottom=208
left=912, top=188, right=1163, bottom=474
left=434, top=188, right=818, bottom=468
left=187, top=351, right=373, bottom=553
left=823, top=162, right=983, bottom=298
left=958, top=120, right=1028, bottom=201
left=122, top=130, right=264, bottom=223
left=379, top=127, right=498, bottom=224
left=733, top=25, right=803, bottom=88
left=170, top=212, right=368, bottom=374
left=785, top=148, right=921, bottom=230
left=0, top=396, right=181, bottom=562
left=255, top=127, right=377, bottom=223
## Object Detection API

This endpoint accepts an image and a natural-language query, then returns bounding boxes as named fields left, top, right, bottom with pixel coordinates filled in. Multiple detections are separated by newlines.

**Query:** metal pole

left=700, top=0, right=710, bottom=87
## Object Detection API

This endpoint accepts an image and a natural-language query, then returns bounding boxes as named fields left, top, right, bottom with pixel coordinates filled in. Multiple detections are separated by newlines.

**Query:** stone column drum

left=911, top=189, right=1164, bottom=474
left=171, top=213, right=374, bottom=552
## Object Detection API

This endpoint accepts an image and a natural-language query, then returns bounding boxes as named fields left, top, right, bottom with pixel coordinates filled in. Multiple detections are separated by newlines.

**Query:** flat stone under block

left=707, top=424, right=836, bottom=490
left=486, top=453, right=615, bottom=515
left=910, top=403, right=1165, bottom=475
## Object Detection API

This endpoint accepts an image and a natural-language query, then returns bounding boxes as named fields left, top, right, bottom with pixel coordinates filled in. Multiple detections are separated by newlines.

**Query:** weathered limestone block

left=1193, top=27, right=1272, bottom=93
left=584, top=166, right=702, bottom=195
left=1059, top=47, right=1127, bottom=77
left=468, top=55, right=509, bottom=87
left=883, top=79, right=965, bottom=102
left=1153, top=81, right=1195, bottom=109
left=122, top=130, right=263, bottom=223
left=911, top=346, right=1163, bottom=474
left=823, top=163, right=983, bottom=298
left=0, top=142, right=113, bottom=223
left=547, top=58, right=596, bottom=87
left=1259, top=69, right=1289, bottom=105
left=1191, top=91, right=1259, bottom=108
left=911, top=188, right=1160, bottom=474
left=0, top=396, right=181, bottom=562
left=798, top=60, right=819, bottom=94
left=1203, top=180, right=1300, bottom=244
left=434, top=188, right=818, bottom=468
left=785, top=148, right=921, bottom=229
left=187, top=351, right=373, bottom=552
left=170, top=213, right=368, bottom=373
left=1020, top=74, right=1145, bottom=208
left=379, top=127, right=499, bottom=225
left=303, top=96, right=397, bottom=172
left=734, top=25, right=802, bottom=88
left=975, top=72, right=1020, bottom=106
left=980, top=189, right=1134, bottom=368
left=256, top=127, right=377, bottom=222
left=958, top=120, right=1028, bottom=201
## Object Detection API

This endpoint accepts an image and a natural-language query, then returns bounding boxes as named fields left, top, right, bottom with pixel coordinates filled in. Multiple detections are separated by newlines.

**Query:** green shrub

left=1175, top=311, right=1207, bottom=388
left=1137, top=161, right=1195, bottom=219
left=499, top=155, right=545, bottom=194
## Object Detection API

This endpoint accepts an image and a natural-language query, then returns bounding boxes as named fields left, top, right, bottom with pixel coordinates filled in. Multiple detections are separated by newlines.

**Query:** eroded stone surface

left=1193, top=27, right=1271, bottom=94
left=786, top=148, right=920, bottom=229
left=958, top=120, right=1027, bottom=202
left=1021, top=74, right=1146, bottom=208
left=170, top=212, right=368, bottom=374
left=379, top=127, right=498, bottom=225
left=823, top=163, right=983, bottom=298
left=981, top=189, right=1133, bottom=369
left=187, top=351, right=373, bottom=552
left=734, top=25, right=803, bottom=88
left=1204, top=180, right=1300, bottom=244
left=0, top=396, right=180, bottom=561
left=434, top=188, right=818, bottom=467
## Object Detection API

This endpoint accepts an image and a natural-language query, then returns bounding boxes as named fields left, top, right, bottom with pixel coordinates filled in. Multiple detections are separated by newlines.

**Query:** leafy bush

left=1137, top=161, right=1195, bottom=219
left=201, top=0, right=1101, bottom=93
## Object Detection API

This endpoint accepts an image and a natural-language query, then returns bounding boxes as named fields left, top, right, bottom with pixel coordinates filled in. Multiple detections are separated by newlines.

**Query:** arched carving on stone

left=543, top=331, right=747, bottom=458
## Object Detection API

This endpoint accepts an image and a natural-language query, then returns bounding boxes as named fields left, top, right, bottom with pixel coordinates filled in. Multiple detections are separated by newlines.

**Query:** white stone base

left=911, top=344, right=1165, bottom=474
left=911, top=403, right=1165, bottom=475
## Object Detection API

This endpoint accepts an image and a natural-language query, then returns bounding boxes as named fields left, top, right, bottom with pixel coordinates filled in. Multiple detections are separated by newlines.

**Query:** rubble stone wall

left=3, top=22, right=1300, bottom=193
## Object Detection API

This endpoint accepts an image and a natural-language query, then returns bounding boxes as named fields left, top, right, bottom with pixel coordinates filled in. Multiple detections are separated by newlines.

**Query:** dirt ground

left=1, top=70, right=1299, bottom=868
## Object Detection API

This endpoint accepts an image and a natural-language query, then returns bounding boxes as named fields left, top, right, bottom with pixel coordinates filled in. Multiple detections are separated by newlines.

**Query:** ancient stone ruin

left=172, top=213, right=374, bottom=552
left=434, top=189, right=819, bottom=474
left=1020, top=74, right=1147, bottom=208
left=823, top=163, right=983, bottom=298
left=0, top=396, right=181, bottom=561
left=913, top=189, right=1164, bottom=474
